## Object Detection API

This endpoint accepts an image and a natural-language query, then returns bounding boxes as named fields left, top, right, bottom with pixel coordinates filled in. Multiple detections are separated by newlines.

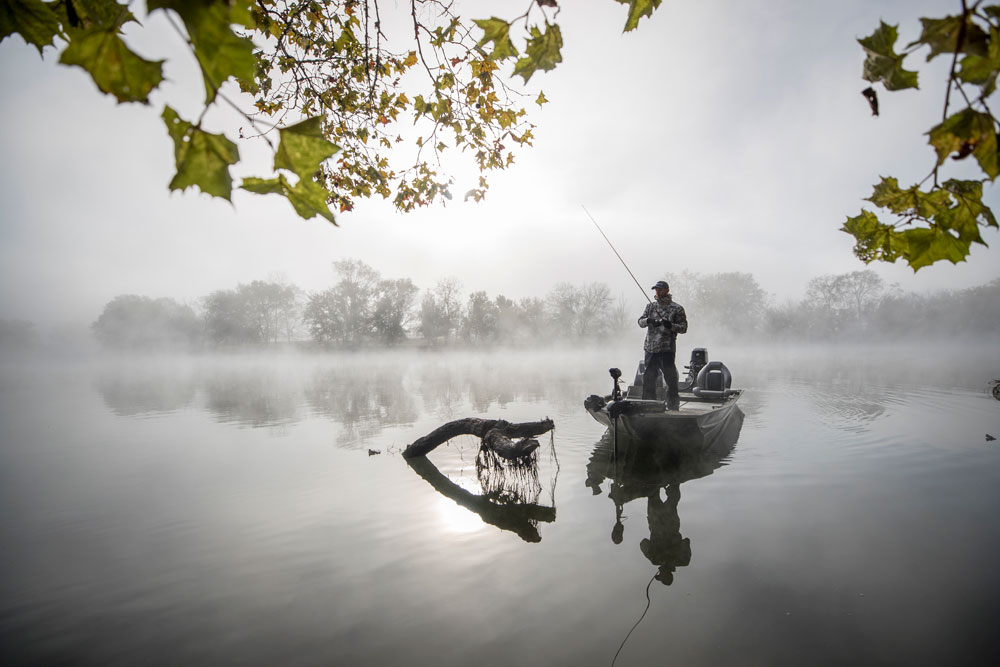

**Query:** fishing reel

left=609, top=367, right=623, bottom=401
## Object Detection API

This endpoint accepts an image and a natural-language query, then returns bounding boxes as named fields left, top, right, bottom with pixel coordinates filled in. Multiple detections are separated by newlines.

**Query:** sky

left=1, top=0, right=998, bottom=329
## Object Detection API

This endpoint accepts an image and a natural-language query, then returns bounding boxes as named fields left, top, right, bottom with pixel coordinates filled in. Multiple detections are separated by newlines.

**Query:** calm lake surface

left=2, top=343, right=1000, bottom=666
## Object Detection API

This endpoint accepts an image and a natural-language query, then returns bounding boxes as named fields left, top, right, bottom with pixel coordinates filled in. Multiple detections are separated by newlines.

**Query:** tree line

left=83, top=259, right=632, bottom=350
left=8, top=262, right=991, bottom=352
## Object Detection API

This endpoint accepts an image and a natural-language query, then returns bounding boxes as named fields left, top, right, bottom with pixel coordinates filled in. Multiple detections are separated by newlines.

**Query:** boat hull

left=586, top=390, right=744, bottom=453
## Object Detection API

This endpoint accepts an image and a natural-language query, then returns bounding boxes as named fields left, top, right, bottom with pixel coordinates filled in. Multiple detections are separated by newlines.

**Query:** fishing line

left=611, top=573, right=657, bottom=667
left=582, top=205, right=653, bottom=305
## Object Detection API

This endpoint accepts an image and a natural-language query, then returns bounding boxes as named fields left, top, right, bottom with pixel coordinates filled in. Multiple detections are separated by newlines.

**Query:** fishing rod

left=581, top=205, right=652, bottom=305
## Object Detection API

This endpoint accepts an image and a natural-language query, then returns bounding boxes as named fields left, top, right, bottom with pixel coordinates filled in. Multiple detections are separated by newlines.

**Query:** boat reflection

left=586, top=407, right=744, bottom=584
left=407, top=454, right=556, bottom=543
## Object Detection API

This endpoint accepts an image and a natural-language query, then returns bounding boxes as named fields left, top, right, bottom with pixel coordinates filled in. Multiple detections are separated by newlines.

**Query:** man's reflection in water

left=605, top=482, right=690, bottom=585
left=640, top=485, right=690, bottom=585
left=587, top=407, right=743, bottom=586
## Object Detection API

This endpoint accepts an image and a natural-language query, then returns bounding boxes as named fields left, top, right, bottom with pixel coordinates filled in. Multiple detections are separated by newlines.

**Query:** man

left=638, top=280, right=688, bottom=409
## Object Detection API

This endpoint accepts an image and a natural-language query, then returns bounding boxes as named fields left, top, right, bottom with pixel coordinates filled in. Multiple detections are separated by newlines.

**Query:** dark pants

left=642, top=349, right=679, bottom=404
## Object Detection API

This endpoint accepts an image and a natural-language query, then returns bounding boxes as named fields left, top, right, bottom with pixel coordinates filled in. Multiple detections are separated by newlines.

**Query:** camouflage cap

left=651, top=280, right=669, bottom=290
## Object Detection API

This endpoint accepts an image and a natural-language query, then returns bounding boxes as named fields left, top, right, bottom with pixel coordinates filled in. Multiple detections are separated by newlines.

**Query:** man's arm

left=667, top=305, right=688, bottom=334
left=638, top=303, right=653, bottom=328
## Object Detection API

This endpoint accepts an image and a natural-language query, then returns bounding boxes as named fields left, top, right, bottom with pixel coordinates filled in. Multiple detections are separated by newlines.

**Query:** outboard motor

left=679, top=347, right=709, bottom=390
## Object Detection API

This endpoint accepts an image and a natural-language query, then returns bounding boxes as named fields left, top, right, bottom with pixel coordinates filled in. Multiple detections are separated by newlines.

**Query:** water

left=2, top=344, right=999, bottom=666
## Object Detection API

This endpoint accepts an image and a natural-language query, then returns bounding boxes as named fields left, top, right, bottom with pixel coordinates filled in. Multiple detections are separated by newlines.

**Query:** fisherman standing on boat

left=638, top=280, right=687, bottom=410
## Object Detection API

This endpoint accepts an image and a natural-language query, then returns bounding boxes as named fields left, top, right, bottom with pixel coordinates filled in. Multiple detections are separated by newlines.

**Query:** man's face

left=654, top=286, right=669, bottom=299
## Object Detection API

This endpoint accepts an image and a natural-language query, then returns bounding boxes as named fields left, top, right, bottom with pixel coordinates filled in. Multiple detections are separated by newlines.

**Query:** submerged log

left=402, top=417, right=554, bottom=459
left=482, top=429, right=540, bottom=460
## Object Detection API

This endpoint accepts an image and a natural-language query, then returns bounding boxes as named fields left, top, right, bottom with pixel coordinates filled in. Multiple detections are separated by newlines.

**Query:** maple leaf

left=473, top=17, right=518, bottom=61
left=162, top=106, right=239, bottom=200
left=614, top=0, right=663, bottom=33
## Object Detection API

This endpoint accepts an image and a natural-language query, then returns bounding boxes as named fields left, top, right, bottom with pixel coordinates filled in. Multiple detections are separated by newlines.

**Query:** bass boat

left=584, top=348, right=743, bottom=450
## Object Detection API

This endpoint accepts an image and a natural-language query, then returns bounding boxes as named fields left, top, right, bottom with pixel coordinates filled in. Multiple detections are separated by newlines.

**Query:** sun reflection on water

left=436, top=496, right=485, bottom=534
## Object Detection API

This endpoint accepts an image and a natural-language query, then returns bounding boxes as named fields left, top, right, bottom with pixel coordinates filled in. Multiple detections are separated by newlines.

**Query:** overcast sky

left=1, top=0, right=997, bottom=328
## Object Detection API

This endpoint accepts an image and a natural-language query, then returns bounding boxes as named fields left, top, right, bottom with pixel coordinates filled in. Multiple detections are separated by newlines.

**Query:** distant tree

left=305, top=260, right=382, bottom=347
left=266, top=274, right=305, bottom=341
left=303, top=289, right=345, bottom=345
left=839, top=270, right=889, bottom=322
left=609, top=292, right=631, bottom=334
left=417, top=292, right=449, bottom=345
left=463, top=290, right=500, bottom=343
left=575, top=282, right=613, bottom=338
left=494, top=294, right=520, bottom=343
left=93, top=295, right=201, bottom=349
left=372, top=278, right=418, bottom=345
left=0, top=318, right=40, bottom=350
left=762, top=299, right=807, bottom=340
left=333, top=259, right=381, bottom=345
left=431, top=277, right=464, bottom=343
left=545, top=282, right=577, bottom=334
left=518, top=296, right=547, bottom=342
left=688, top=272, right=770, bottom=338
left=958, top=277, right=1000, bottom=334
left=804, top=270, right=888, bottom=336
left=240, top=280, right=300, bottom=343
left=203, top=288, right=253, bottom=344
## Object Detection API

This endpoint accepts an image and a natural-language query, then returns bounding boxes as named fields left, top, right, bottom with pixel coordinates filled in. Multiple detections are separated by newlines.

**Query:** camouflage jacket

left=639, top=296, right=688, bottom=352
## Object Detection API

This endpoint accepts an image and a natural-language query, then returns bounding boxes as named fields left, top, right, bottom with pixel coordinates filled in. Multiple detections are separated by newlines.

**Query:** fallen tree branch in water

left=402, top=417, right=554, bottom=459
left=406, top=456, right=555, bottom=542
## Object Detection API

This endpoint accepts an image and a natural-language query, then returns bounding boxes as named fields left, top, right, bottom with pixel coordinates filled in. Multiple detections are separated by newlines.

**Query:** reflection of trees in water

left=587, top=411, right=742, bottom=585
left=96, top=369, right=198, bottom=417
left=416, top=356, right=556, bottom=417
left=304, top=365, right=418, bottom=442
left=204, top=370, right=302, bottom=428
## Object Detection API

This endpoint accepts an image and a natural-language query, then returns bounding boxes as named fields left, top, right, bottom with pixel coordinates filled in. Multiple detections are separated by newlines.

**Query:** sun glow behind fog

left=436, top=497, right=484, bottom=534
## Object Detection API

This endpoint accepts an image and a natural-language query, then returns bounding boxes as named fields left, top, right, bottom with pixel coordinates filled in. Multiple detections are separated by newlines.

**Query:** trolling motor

left=609, top=367, right=623, bottom=401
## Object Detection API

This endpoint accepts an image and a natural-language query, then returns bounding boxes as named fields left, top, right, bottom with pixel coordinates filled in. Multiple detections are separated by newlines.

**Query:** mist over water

left=1, top=342, right=999, bottom=666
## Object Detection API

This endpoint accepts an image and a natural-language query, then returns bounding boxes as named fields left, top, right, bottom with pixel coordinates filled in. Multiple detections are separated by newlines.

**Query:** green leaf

left=242, top=175, right=337, bottom=224
left=899, top=226, right=971, bottom=270
left=842, top=209, right=904, bottom=264
left=536, top=91, right=548, bottom=106
left=513, top=23, right=563, bottom=83
left=229, top=0, right=256, bottom=29
left=614, top=0, right=663, bottom=33
left=957, top=27, right=1000, bottom=96
left=909, top=15, right=989, bottom=61
left=59, top=27, right=164, bottom=103
left=148, top=0, right=256, bottom=103
left=162, top=105, right=239, bottom=200
left=940, top=179, right=998, bottom=241
left=274, top=116, right=340, bottom=179
left=473, top=17, right=517, bottom=61
left=858, top=21, right=919, bottom=91
left=0, top=0, right=62, bottom=53
left=867, top=176, right=952, bottom=218
left=927, top=108, right=1000, bottom=179
left=67, top=0, right=135, bottom=30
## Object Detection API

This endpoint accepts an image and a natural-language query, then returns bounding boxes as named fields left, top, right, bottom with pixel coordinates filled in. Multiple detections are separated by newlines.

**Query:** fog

left=2, top=260, right=997, bottom=360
